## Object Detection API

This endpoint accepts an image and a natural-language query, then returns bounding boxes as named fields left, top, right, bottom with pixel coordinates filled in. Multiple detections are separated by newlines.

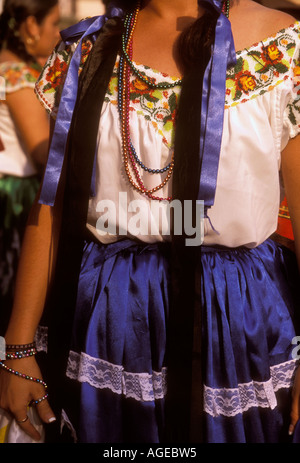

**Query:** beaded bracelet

left=0, top=361, right=47, bottom=389
left=6, top=348, right=37, bottom=360
left=5, top=342, right=36, bottom=351
left=0, top=360, right=49, bottom=409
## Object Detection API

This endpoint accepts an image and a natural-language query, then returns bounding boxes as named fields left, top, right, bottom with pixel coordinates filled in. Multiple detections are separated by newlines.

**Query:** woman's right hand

left=0, top=356, right=56, bottom=441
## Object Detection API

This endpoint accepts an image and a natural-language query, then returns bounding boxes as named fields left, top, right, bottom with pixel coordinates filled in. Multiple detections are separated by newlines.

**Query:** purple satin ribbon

left=39, top=5, right=124, bottom=206
left=198, top=0, right=236, bottom=215
left=39, top=1, right=236, bottom=211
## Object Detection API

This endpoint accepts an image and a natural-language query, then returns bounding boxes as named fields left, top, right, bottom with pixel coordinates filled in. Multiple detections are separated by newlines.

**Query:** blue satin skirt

left=62, top=238, right=300, bottom=443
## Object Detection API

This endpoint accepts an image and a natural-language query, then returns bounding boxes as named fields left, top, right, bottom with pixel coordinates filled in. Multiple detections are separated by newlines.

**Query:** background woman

left=0, top=0, right=60, bottom=336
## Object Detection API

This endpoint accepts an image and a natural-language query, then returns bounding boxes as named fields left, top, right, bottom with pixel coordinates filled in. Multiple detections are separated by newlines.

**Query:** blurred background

left=259, top=0, right=300, bottom=18
left=0, top=0, right=300, bottom=27
left=0, top=0, right=106, bottom=27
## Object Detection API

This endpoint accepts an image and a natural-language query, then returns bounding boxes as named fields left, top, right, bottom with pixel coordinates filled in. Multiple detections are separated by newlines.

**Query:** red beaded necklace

left=118, top=3, right=177, bottom=202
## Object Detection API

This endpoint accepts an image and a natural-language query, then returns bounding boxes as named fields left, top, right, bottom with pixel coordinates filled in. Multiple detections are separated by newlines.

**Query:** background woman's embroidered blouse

left=35, top=22, right=300, bottom=247
left=0, top=62, right=41, bottom=177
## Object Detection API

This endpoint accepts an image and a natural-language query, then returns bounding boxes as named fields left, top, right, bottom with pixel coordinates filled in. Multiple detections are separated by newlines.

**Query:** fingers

left=13, top=399, right=56, bottom=442
left=289, top=409, right=299, bottom=436
left=33, top=396, right=56, bottom=425
left=15, top=408, right=43, bottom=442
left=0, top=357, right=56, bottom=441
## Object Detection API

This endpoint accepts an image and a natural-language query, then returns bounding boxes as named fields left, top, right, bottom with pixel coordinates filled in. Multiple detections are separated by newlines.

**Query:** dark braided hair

left=0, top=0, right=58, bottom=64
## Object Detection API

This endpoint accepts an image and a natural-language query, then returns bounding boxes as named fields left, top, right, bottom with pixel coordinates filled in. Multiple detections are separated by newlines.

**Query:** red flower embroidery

left=261, top=42, right=283, bottom=65
left=235, top=70, right=257, bottom=94
left=79, top=40, right=93, bottom=73
left=45, top=55, right=68, bottom=89
left=131, top=77, right=155, bottom=94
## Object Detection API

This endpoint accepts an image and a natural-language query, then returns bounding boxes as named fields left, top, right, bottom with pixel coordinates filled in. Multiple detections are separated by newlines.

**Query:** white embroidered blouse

left=35, top=21, right=300, bottom=248
left=0, top=62, right=40, bottom=177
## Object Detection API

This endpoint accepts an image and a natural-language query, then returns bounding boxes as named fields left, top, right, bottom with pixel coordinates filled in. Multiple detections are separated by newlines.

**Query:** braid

left=176, top=0, right=235, bottom=74
left=176, top=5, right=219, bottom=74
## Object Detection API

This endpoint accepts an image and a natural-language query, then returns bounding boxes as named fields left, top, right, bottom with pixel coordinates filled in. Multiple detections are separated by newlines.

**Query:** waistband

left=82, top=238, right=172, bottom=268
left=83, top=237, right=286, bottom=260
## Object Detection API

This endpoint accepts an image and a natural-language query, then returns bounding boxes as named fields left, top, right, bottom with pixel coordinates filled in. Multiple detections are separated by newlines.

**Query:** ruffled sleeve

left=35, top=38, right=93, bottom=120
left=0, top=62, right=41, bottom=94
left=282, top=32, right=300, bottom=140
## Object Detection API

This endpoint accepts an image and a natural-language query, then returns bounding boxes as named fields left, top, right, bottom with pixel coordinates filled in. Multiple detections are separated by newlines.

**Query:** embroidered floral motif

left=262, top=41, right=285, bottom=67
left=0, top=62, right=41, bottom=93
left=79, top=39, right=93, bottom=72
left=104, top=58, right=181, bottom=148
left=35, top=22, right=300, bottom=135
left=35, top=38, right=93, bottom=117
left=234, top=69, right=257, bottom=94
left=43, top=46, right=71, bottom=92
left=225, top=23, right=300, bottom=109
left=285, top=48, right=300, bottom=130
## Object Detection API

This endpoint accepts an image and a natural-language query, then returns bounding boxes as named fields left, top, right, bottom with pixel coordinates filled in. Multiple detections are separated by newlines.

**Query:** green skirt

left=0, top=175, right=40, bottom=335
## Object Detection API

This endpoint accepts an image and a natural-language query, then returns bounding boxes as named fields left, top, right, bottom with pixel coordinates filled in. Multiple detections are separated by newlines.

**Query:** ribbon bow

left=39, top=4, right=124, bottom=206
left=197, top=0, right=236, bottom=216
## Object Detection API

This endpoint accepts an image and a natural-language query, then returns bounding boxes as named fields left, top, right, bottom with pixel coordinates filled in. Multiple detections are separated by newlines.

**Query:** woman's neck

left=141, top=0, right=200, bottom=20
left=131, top=1, right=202, bottom=78
left=0, top=49, right=23, bottom=64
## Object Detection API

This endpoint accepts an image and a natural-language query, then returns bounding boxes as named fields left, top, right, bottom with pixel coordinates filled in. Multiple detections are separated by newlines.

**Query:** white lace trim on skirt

left=66, top=350, right=167, bottom=402
left=204, top=358, right=298, bottom=418
left=66, top=352, right=297, bottom=414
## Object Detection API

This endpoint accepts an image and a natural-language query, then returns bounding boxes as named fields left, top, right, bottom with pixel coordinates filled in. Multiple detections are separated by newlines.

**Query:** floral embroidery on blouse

left=35, top=22, right=300, bottom=137
left=104, top=58, right=181, bottom=149
left=225, top=23, right=300, bottom=114
left=285, top=49, right=300, bottom=128
left=35, top=38, right=93, bottom=118
left=0, top=62, right=41, bottom=93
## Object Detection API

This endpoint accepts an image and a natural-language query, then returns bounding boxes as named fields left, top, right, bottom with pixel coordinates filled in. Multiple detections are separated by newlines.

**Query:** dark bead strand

left=6, top=342, right=36, bottom=351
left=118, top=6, right=175, bottom=201
left=121, top=12, right=182, bottom=91
left=118, top=54, right=172, bottom=175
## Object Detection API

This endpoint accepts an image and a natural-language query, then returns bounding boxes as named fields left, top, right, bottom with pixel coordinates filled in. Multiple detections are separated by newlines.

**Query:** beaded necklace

left=118, top=3, right=176, bottom=201
left=222, top=0, right=230, bottom=18
left=118, top=1, right=231, bottom=202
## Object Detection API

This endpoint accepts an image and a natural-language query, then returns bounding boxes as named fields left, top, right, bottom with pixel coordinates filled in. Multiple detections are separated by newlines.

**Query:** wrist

left=4, top=331, right=36, bottom=347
